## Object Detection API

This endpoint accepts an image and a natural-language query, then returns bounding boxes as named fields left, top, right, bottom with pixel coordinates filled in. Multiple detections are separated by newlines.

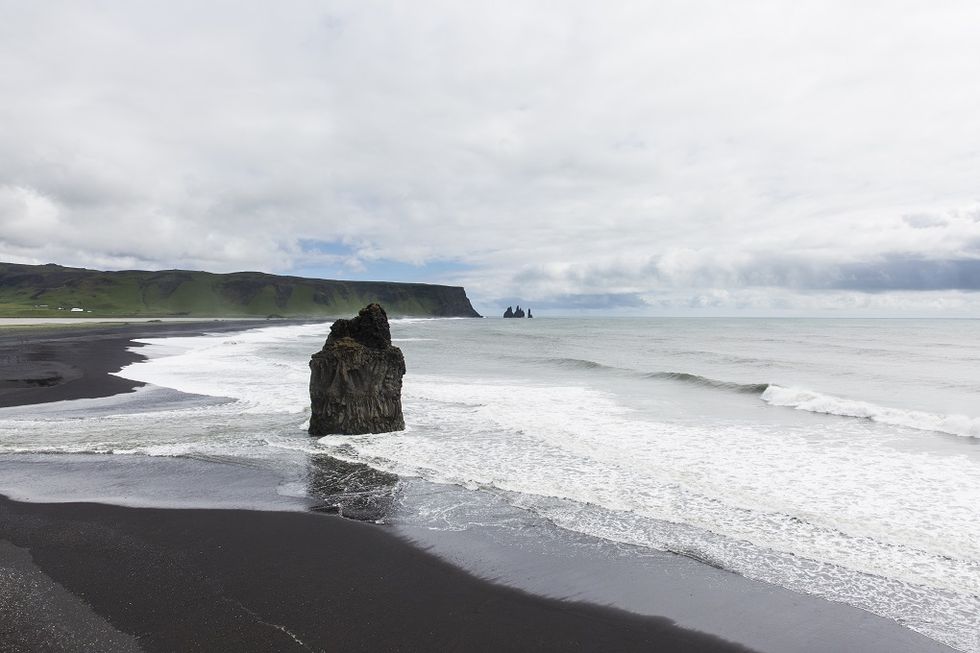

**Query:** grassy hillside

left=0, top=263, right=481, bottom=318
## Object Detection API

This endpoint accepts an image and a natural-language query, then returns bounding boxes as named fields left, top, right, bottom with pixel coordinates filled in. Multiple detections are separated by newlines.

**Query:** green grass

left=0, top=263, right=481, bottom=318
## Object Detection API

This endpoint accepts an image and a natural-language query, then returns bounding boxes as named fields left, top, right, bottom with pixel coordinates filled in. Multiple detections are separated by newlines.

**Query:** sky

left=2, top=1, right=980, bottom=316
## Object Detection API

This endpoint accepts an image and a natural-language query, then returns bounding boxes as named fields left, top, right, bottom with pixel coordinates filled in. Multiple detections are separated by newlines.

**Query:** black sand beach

left=0, top=320, right=753, bottom=651
left=0, top=320, right=961, bottom=652
left=0, top=320, right=286, bottom=408
left=0, top=495, right=754, bottom=652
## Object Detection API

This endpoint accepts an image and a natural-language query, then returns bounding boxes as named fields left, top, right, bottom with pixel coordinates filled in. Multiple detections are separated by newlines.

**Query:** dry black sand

left=0, top=495, right=753, bottom=652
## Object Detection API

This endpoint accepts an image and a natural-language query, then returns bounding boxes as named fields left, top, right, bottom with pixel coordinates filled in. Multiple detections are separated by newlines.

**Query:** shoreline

left=0, top=494, right=751, bottom=652
left=0, top=319, right=313, bottom=408
left=0, top=321, right=962, bottom=652
left=0, top=454, right=959, bottom=653
left=0, top=319, right=752, bottom=651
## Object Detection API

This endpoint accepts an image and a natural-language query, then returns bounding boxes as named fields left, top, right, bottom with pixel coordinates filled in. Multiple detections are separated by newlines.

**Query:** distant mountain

left=0, top=262, right=481, bottom=318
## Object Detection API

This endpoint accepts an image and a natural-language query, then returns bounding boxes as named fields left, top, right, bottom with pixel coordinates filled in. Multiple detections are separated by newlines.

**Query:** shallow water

left=0, top=317, right=978, bottom=651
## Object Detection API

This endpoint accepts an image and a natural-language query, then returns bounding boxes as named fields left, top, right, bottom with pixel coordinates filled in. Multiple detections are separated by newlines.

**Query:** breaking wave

left=762, top=385, right=980, bottom=439
left=541, top=358, right=979, bottom=439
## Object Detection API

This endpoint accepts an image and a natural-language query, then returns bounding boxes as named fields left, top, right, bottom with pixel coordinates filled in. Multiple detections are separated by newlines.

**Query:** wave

left=0, top=443, right=202, bottom=456
left=540, top=358, right=770, bottom=394
left=543, top=357, right=616, bottom=371
left=540, top=357, right=979, bottom=439
left=644, top=371, right=770, bottom=394
left=762, top=385, right=980, bottom=439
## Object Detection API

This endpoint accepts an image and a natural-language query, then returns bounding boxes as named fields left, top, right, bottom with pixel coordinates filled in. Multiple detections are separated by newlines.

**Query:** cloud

left=500, top=292, right=648, bottom=312
left=2, top=2, right=980, bottom=314
left=903, top=214, right=949, bottom=230
left=831, top=257, right=980, bottom=292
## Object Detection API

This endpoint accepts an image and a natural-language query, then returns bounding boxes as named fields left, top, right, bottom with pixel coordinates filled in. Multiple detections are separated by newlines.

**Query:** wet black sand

left=0, top=495, right=753, bottom=652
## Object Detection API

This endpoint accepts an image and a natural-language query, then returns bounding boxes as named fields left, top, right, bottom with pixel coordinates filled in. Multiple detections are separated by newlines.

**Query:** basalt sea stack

left=309, top=303, right=406, bottom=435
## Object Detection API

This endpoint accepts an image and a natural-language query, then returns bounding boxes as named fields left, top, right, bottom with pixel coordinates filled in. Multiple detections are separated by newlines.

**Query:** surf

left=762, top=385, right=980, bottom=439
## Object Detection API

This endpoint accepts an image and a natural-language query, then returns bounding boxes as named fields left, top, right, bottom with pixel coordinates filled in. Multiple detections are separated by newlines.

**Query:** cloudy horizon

left=2, top=1, right=980, bottom=316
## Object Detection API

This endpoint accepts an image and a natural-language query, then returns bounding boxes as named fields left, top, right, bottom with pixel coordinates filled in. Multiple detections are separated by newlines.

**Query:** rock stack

left=503, top=305, right=531, bottom=318
left=308, top=303, right=406, bottom=435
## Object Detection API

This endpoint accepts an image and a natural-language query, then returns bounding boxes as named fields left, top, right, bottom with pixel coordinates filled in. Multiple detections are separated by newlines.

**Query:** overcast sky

left=2, top=1, right=980, bottom=315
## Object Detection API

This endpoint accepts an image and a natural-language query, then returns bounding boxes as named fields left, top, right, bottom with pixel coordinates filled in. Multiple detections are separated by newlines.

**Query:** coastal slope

left=0, top=262, right=481, bottom=318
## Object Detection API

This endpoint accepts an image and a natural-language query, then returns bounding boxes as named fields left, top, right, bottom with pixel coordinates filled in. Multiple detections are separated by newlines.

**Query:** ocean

left=1, top=317, right=978, bottom=651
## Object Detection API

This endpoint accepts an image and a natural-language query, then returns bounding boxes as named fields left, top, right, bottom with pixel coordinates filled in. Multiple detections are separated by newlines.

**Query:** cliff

left=0, top=262, right=482, bottom=318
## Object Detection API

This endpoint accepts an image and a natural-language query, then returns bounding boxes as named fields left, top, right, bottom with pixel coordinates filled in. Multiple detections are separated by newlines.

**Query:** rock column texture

left=309, top=304, right=406, bottom=435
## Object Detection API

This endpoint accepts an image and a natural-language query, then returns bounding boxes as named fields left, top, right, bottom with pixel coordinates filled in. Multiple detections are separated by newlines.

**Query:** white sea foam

left=319, top=375, right=980, bottom=652
left=112, top=323, right=327, bottom=413
left=762, top=385, right=980, bottom=439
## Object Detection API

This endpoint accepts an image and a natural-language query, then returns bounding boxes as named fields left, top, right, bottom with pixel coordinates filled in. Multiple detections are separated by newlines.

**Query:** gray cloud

left=2, top=2, right=980, bottom=314
left=500, top=293, right=648, bottom=312
left=831, top=258, right=980, bottom=292
left=903, top=214, right=949, bottom=230
left=514, top=253, right=980, bottom=291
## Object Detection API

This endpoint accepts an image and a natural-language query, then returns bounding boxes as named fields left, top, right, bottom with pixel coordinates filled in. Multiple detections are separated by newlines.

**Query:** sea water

left=0, top=318, right=978, bottom=651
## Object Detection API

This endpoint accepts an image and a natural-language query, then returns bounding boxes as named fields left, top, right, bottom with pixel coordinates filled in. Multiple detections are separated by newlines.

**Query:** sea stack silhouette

left=503, top=305, right=531, bottom=318
left=308, top=303, right=406, bottom=435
